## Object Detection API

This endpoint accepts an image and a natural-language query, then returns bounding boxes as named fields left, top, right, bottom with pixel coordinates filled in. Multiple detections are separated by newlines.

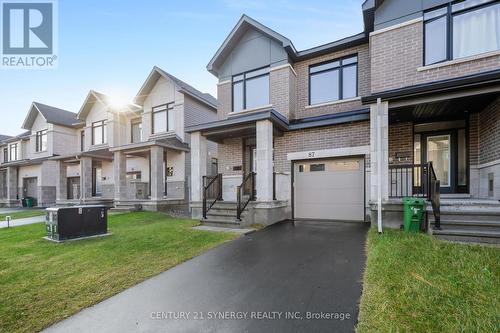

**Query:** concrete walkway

left=0, top=215, right=45, bottom=228
left=44, top=220, right=369, bottom=333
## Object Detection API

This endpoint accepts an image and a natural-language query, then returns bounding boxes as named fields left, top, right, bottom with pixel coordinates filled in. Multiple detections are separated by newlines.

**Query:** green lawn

left=0, top=212, right=237, bottom=333
left=357, top=228, right=500, bottom=332
left=0, top=209, right=46, bottom=220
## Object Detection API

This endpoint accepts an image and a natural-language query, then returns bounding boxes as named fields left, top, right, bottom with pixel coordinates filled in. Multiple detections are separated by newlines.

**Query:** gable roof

left=134, top=66, right=217, bottom=109
left=21, top=102, right=81, bottom=130
left=207, top=9, right=377, bottom=76
left=77, top=90, right=141, bottom=120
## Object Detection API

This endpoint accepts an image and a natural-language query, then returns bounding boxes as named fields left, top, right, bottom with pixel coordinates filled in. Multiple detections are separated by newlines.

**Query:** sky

left=0, top=0, right=365, bottom=136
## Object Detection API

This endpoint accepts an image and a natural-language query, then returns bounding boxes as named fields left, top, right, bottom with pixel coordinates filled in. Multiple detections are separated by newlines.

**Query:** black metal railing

left=202, top=173, right=223, bottom=219
left=237, top=172, right=255, bottom=221
left=428, top=162, right=441, bottom=230
left=389, top=162, right=441, bottom=230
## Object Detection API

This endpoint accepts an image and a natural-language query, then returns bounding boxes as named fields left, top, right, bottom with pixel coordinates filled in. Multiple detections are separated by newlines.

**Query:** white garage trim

left=287, top=145, right=370, bottom=161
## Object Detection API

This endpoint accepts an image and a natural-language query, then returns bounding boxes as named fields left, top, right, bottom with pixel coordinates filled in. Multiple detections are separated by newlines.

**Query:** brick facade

left=270, top=66, right=296, bottom=120
left=479, top=97, right=500, bottom=165
left=370, top=20, right=500, bottom=93
left=217, top=82, right=232, bottom=120
left=294, top=44, right=370, bottom=119
left=274, top=121, right=370, bottom=173
left=469, top=113, right=480, bottom=166
left=388, top=122, right=413, bottom=166
left=218, top=137, right=243, bottom=176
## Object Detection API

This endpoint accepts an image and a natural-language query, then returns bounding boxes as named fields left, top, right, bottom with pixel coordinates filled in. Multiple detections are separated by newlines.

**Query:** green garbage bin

left=402, top=197, right=425, bottom=233
left=25, top=197, right=35, bottom=208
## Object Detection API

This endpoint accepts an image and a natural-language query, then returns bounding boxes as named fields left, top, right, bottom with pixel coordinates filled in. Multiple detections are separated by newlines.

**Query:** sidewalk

left=0, top=215, right=46, bottom=228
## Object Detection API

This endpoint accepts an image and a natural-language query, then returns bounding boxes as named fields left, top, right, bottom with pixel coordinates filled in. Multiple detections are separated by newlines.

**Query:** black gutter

left=289, top=108, right=370, bottom=130
left=362, top=69, right=500, bottom=104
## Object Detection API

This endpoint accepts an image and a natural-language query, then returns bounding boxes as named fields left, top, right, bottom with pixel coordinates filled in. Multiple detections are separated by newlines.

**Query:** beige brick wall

left=479, top=97, right=500, bottom=165
left=274, top=121, right=370, bottom=173
left=217, top=82, right=231, bottom=120
left=470, top=113, right=480, bottom=166
left=270, top=66, right=296, bottom=120
left=389, top=122, right=413, bottom=166
left=371, top=20, right=500, bottom=93
left=218, top=137, right=243, bottom=176
left=294, top=44, right=370, bottom=119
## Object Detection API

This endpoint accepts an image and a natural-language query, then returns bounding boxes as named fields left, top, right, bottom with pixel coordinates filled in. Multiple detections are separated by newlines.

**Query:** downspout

left=376, top=98, right=383, bottom=234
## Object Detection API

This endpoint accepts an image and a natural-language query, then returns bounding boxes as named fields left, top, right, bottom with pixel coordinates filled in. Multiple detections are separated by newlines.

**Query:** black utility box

left=46, top=205, right=107, bottom=241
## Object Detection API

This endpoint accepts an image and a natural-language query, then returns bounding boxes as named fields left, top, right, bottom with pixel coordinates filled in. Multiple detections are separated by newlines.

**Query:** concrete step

left=205, top=212, right=242, bottom=222
left=433, top=228, right=500, bottom=244
left=431, top=220, right=500, bottom=232
left=111, top=204, right=142, bottom=212
left=200, top=218, right=241, bottom=229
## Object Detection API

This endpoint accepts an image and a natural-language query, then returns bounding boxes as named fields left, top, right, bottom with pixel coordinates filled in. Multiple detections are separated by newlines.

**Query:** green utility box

left=402, top=197, right=425, bottom=233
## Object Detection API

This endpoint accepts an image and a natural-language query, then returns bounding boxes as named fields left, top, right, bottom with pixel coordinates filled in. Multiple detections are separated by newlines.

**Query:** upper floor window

left=92, top=120, right=107, bottom=145
left=35, top=129, right=48, bottom=152
left=152, top=103, right=174, bottom=134
left=309, top=55, right=358, bottom=105
left=9, top=143, right=18, bottom=161
left=232, top=67, right=270, bottom=112
left=3, top=148, right=8, bottom=163
left=424, top=0, right=500, bottom=65
left=131, top=119, right=143, bottom=143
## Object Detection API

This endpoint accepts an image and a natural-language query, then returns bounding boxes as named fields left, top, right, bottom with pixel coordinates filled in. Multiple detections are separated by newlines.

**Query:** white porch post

left=113, top=151, right=127, bottom=200
left=80, top=157, right=93, bottom=200
left=150, top=146, right=165, bottom=201
left=55, top=161, right=67, bottom=201
left=370, top=99, right=389, bottom=232
left=256, top=120, right=274, bottom=202
left=190, top=131, right=207, bottom=202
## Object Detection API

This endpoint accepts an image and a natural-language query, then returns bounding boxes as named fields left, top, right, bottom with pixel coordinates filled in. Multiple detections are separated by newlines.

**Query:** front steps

left=111, top=202, right=143, bottom=213
left=429, top=199, right=500, bottom=244
left=200, top=201, right=248, bottom=228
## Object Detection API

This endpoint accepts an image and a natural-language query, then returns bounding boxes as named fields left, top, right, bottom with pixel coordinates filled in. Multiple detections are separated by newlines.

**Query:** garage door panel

left=294, top=157, right=364, bottom=222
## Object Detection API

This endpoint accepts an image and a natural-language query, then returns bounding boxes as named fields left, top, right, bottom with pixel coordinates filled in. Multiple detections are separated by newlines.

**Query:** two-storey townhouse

left=51, top=67, right=217, bottom=212
left=0, top=103, right=82, bottom=207
left=363, top=0, right=500, bottom=242
left=189, top=0, right=500, bottom=243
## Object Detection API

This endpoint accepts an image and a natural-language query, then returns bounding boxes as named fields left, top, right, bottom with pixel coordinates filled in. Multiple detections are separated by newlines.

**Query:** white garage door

left=294, top=157, right=364, bottom=221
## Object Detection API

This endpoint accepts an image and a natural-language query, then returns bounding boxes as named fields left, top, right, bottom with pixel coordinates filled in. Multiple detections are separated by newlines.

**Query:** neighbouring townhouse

left=188, top=0, right=500, bottom=243
left=0, top=67, right=218, bottom=213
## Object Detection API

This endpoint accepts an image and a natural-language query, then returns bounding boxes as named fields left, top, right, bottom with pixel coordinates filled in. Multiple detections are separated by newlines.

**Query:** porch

left=189, top=111, right=290, bottom=227
left=369, top=85, right=500, bottom=243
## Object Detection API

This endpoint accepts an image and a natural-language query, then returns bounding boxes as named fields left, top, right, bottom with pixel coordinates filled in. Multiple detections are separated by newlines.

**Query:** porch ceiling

left=390, top=92, right=499, bottom=123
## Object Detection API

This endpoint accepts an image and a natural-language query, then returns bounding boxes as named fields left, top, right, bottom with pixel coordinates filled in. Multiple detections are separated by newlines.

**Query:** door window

left=426, top=135, right=451, bottom=187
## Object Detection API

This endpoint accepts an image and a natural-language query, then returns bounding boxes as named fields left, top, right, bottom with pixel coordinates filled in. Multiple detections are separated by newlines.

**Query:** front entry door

left=420, top=129, right=467, bottom=194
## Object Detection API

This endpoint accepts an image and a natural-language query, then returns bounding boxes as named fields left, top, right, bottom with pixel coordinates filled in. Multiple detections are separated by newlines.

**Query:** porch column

left=80, top=157, right=93, bottom=200
left=6, top=166, right=18, bottom=202
left=370, top=100, right=389, bottom=228
left=150, top=146, right=164, bottom=200
left=190, top=132, right=207, bottom=202
left=256, top=120, right=274, bottom=202
left=113, top=151, right=127, bottom=200
left=55, top=161, right=67, bottom=201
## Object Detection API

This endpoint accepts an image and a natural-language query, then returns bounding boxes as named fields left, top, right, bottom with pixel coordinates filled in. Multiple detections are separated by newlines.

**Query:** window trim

left=131, top=118, right=143, bottom=143
left=423, top=0, right=500, bottom=66
left=308, top=54, right=359, bottom=106
left=35, top=129, right=48, bottom=152
left=9, top=143, right=18, bottom=161
left=232, top=66, right=270, bottom=112
left=91, top=120, right=107, bottom=146
left=151, top=103, right=174, bottom=134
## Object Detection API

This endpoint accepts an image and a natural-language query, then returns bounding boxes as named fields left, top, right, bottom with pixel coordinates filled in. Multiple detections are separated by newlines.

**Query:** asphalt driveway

left=44, top=220, right=369, bottom=333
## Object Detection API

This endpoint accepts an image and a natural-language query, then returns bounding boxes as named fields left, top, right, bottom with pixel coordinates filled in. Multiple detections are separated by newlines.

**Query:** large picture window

left=424, top=0, right=500, bottom=65
left=309, top=55, right=358, bottom=105
left=232, top=67, right=269, bottom=112
left=152, top=103, right=174, bottom=134
left=92, top=120, right=107, bottom=145
left=35, top=129, right=48, bottom=152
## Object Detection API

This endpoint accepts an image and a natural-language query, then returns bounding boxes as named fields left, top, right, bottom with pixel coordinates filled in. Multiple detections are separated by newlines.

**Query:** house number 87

left=308, top=152, right=315, bottom=158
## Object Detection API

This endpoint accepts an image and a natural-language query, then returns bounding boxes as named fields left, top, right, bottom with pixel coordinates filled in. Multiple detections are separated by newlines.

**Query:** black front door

left=420, top=129, right=468, bottom=194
